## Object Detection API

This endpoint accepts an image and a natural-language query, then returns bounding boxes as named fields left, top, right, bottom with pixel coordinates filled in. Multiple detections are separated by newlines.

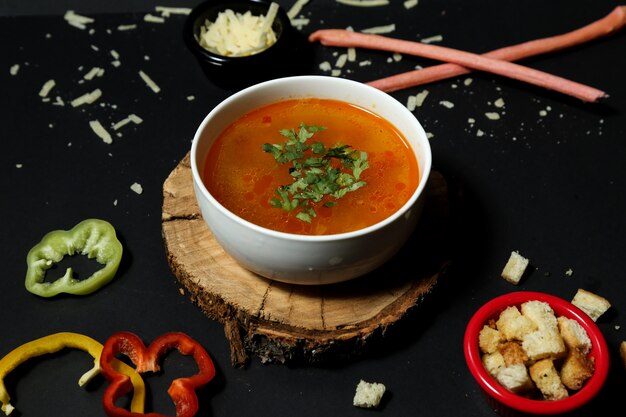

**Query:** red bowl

left=464, top=291, right=609, bottom=415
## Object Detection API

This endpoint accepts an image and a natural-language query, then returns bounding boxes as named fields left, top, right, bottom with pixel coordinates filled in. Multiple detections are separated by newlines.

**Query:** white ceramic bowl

left=191, top=75, right=432, bottom=285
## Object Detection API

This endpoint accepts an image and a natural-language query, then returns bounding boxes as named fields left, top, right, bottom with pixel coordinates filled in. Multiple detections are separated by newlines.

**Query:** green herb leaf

left=261, top=123, right=368, bottom=222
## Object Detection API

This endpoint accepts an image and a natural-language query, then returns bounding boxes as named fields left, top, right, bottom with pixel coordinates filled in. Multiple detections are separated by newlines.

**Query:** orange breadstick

left=366, top=6, right=626, bottom=93
left=308, top=8, right=621, bottom=103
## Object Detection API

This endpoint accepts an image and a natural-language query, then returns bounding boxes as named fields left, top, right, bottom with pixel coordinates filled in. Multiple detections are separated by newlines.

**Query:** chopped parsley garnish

left=262, top=123, right=369, bottom=223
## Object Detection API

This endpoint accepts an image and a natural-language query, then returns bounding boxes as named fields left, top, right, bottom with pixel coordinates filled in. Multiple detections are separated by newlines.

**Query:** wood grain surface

left=162, top=153, right=452, bottom=366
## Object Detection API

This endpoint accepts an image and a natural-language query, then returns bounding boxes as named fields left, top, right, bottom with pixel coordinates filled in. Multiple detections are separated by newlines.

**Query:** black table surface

left=1, top=0, right=625, bottom=416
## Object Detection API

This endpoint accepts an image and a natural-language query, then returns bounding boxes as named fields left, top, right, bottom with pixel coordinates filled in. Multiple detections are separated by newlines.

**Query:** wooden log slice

left=162, top=153, right=451, bottom=367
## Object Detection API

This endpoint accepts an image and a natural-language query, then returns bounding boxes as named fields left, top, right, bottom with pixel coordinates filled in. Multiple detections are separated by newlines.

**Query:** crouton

left=522, top=329, right=566, bottom=361
left=557, top=316, right=592, bottom=354
left=482, top=351, right=506, bottom=377
left=521, top=300, right=559, bottom=331
left=499, top=341, right=529, bottom=366
left=496, top=363, right=535, bottom=394
left=501, top=251, right=529, bottom=284
left=353, top=380, right=386, bottom=408
left=560, top=349, right=595, bottom=390
left=479, top=324, right=503, bottom=354
left=529, top=359, right=569, bottom=401
left=496, top=306, right=537, bottom=341
left=571, top=289, right=611, bottom=322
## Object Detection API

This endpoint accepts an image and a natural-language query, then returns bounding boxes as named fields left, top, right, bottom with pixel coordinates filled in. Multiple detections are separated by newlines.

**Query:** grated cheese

left=335, top=53, right=348, bottom=68
left=463, top=77, right=473, bottom=86
left=347, top=47, right=356, bottom=62
left=139, top=70, right=161, bottom=93
left=362, top=24, right=395, bottom=34
left=112, top=114, right=143, bottom=130
left=117, top=24, right=137, bottom=31
left=144, top=14, right=166, bottom=23
left=198, top=2, right=279, bottom=57
left=89, top=120, right=113, bottom=144
left=10, top=64, right=19, bottom=76
left=287, top=0, right=310, bottom=19
left=404, top=0, right=419, bottom=9
left=83, top=67, right=105, bottom=80
left=485, top=112, right=500, bottom=120
left=439, top=100, right=454, bottom=109
left=155, top=6, right=192, bottom=17
left=39, top=79, right=56, bottom=98
left=494, top=98, right=505, bottom=108
left=415, top=89, right=429, bottom=106
left=64, top=10, right=94, bottom=30
left=319, top=61, right=332, bottom=71
left=406, top=95, right=417, bottom=111
left=336, top=0, right=390, bottom=6
left=421, top=34, right=443, bottom=44
left=71, top=89, right=102, bottom=107
left=331, top=69, right=342, bottom=76
left=130, top=182, right=144, bottom=194
left=290, top=17, right=310, bottom=29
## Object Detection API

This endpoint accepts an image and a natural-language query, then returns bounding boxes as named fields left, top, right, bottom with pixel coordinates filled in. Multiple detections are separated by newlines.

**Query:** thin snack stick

left=368, top=6, right=626, bottom=92
left=308, top=30, right=608, bottom=102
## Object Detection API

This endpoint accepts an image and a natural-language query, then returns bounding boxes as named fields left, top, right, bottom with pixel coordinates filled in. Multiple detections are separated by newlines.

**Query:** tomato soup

left=202, top=98, right=419, bottom=235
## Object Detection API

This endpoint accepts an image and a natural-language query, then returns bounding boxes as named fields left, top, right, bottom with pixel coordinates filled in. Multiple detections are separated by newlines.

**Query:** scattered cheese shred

left=494, top=98, right=505, bottom=108
left=130, top=182, right=144, bottom=194
left=421, top=34, right=443, bottom=44
left=485, top=112, right=501, bottom=120
left=406, top=95, right=417, bottom=111
left=144, top=14, right=166, bottom=23
left=287, top=0, right=310, bottom=19
left=335, top=53, right=348, bottom=68
left=155, top=6, right=192, bottom=17
left=84, top=67, right=105, bottom=80
left=89, top=120, right=113, bottom=144
left=362, top=24, right=396, bottom=34
left=71, top=89, right=102, bottom=107
left=336, top=0, right=390, bottom=6
left=198, top=2, right=279, bottom=57
left=112, top=114, right=143, bottom=130
left=439, top=100, right=454, bottom=109
left=404, top=0, right=419, bottom=9
left=117, top=24, right=137, bottom=31
left=10, top=64, right=19, bottom=76
left=64, top=10, right=95, bottom=30
left=464, top=78, right=473, bottom=86
left=139, top=70, right=161, bottom=93
left=415, top=89, right=429, bottom=106
left=39, top=79, right=56, bottom=98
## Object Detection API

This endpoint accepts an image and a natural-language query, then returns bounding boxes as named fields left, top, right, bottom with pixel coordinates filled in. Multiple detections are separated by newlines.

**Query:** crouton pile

left=479, top=300, right=594, bottom=400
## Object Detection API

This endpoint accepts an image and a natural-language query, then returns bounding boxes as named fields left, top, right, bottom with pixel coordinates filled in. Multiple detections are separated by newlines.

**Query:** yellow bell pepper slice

left=0, top=332, right=145, bottom=415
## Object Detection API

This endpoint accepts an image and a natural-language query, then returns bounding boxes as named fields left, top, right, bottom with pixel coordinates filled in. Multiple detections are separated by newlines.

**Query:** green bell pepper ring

left=25, top=219, right=123, bottom=297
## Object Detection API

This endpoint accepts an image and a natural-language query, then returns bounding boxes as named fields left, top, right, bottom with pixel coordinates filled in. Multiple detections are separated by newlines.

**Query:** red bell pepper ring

left=99, top=331, right=215, bottom=417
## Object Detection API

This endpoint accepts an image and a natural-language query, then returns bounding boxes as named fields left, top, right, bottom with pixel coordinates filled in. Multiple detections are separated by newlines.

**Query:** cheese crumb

left=464, top=78, right=473, bottom=86
left=415, top=90, right=429, bottom=107
left=112, top=114, right=143, bottom=130
left=404, top=0, right=419, bottom=9
left=155, top=6, right=192, bottom=17
left=485, top=112, right=501, bottom=120
left=421, top=34, right=443, bottom=44
left=287, top=0, right=310, bottom=19
left=362, top=24, right=395, bottom=34
left=10, top=64, right=19, bottom=76
left=39, top=79, right=56, bottom=98
left=64, top=10, right=94, bottom=30
left=186, top=95, right=195, bottom=101
left=130, top=182, right=144, bottom=194
left=71, top=89, right=102, bottom=107
left=117, top=24, right=137, bottom=31
left=439, top=100, right=454, bottom=109
left=144, top=14, right=166, bottom=23
left=337, top=0, right=390, bottom=6
left=139, top=70, right=161, bottom=93
left=89, top=120, right=113, bottom=144
left=494, top=98, right=505, bottom=108
left=83, top=67, right=105, bottom=80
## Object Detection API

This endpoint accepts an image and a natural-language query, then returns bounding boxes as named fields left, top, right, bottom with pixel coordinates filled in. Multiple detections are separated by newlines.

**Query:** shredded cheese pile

left=197, top=2, right=279, bottom=57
